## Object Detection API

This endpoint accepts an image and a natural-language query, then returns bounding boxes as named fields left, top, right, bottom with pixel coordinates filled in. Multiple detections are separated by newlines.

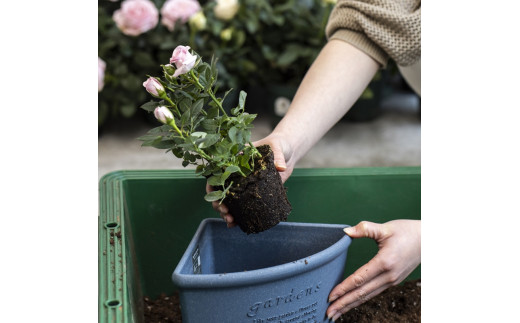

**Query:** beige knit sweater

left=326, top=0, right=421, bottom=67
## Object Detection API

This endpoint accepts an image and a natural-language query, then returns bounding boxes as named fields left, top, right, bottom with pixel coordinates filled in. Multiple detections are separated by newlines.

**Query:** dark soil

left=337, top=279, right=421, bottom=323
left=144, top=279, right=420, bottom=323
left=224, top=144, right=292, bottom=234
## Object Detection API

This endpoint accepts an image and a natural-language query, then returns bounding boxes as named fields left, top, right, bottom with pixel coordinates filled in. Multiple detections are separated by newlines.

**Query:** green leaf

left=171, top=147, right=183, bottom=158
left=201, top=119, right=218, bottom=132
left=137, top=134, right=162, bottom=142
left=148, top=124, right=173, bottom=134
left=228, top=126, right=238, bottom=143
left=181, top=109, right=190, bottom=127
left=199, top=134, right=220, bottom=148
left=191, top=99, right=204, bottom=121
left=151, top=140, right=176, bottom=149
left=140, top=101, right=161, bottom=112
left=199, top=73, right=208, bottom=88
left=206, top=106, right=219, bottom=119
left=191, top=131, right=207, bottom=138
left=205, top=66, right=213, bottom=89
left=277, top=48, right=300, bottom=67
left=239, top=154, right=252, bottom=171
left=195, top=164, right=205, bottom=174
left=178, top=98, right=192, bottom=113
left=225, top=165, right=240, bottom=174
left=238, top=90, right=247, bottom=110
left=207, top=175, right=223, bottom=186
left=204, top=190, right=225, bottom=202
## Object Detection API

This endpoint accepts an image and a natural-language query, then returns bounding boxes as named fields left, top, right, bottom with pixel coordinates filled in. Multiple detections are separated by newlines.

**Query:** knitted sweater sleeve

left=325, top=0, right=421, bottom=67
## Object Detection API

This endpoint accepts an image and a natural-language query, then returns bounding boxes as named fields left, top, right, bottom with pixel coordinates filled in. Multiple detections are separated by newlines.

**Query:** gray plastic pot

left=172, top=218, right=352, bottom=323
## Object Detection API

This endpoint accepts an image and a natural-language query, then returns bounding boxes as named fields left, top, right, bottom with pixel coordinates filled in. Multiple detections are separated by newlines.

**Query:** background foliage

left=98, top=0, right=335, bottom=126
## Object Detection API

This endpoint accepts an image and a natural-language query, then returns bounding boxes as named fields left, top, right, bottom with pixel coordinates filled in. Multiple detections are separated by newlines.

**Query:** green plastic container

left=98, top=167, right=420, bottom=323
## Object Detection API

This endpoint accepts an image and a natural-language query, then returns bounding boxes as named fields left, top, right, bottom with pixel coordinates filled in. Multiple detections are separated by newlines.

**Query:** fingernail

left=332, top=312, right=342, bottom=322
left=343, top=227, right=353, bottom=236
left=274, top=161, right=286, bottom=171
left=327, top=310, right=337, bottom=321
left=329, top=294, right=338, bottom=302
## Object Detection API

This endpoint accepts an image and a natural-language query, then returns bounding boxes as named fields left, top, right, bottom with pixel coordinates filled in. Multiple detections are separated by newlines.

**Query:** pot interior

left=180, top=221, right=346, bottom=275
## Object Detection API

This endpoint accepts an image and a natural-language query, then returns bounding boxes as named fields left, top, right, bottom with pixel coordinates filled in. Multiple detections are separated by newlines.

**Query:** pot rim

left=172, top=218, right=352, bottom=289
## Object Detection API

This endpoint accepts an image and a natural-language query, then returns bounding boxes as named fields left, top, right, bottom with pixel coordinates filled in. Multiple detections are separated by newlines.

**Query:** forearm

left=272, top=39, right=379, bottom=164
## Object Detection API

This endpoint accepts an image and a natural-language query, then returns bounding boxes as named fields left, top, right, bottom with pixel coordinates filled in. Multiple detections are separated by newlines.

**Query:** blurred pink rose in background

left=160, top=0, right=201, bottom=32
left=113, top=0, right=159, bottom=36
left=170, top=45, right=197, bottom=77
left=98, top=57, right=106, bottom=92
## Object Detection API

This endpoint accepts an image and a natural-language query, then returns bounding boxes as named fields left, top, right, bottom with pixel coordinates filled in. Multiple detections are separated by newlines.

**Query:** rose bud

left=189, top=11, right=206, bottom=31
left=214, top=0, right=239, bottom=21
left=220, top=27, right=233, bottom=41
left=170, top=45, right=197, bottom=77
left=163, top=64, right=176, bottom=76
left=154, top=106, right=174, bottom=124
left=143, top=77, right=165, bottom=98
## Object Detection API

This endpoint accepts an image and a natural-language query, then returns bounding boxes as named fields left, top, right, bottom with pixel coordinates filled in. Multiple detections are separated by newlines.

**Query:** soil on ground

left=144, top=279, right=420, bottom=323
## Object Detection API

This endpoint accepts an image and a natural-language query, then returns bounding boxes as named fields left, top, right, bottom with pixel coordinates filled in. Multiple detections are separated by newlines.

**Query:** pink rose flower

left=113, top=0, right=159, bottom=36
left=160, top=0, right=201, bottom=32
left=143, top=77, right=165, bottom=97
left=98, top=57, right=106, bottom=92
left=154, top=106, right=174, bottom=124
left=170, top=45, right=197, bottom=77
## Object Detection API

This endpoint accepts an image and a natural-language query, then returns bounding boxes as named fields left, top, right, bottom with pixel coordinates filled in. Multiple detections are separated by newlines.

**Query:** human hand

left=207, top=133, right=295, bottom=226
left=326, top=220, right=421, bottom=321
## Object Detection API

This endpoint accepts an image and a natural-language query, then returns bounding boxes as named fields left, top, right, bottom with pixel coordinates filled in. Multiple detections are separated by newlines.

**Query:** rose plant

left=138, top=46, right=292, bottom=231
left=138, top=45, right=259, bottom=201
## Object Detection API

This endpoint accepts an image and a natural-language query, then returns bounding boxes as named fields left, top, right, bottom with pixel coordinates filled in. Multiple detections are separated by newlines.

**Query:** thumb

left=343, top=221, right=384, bottom=240
left=270, top=145, right=287, bottom=172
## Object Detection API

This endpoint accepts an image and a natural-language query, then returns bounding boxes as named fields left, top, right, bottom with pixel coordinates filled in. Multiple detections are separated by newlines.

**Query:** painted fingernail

left=327, top=310, right=337, bottom=321
left=332, top=312, right=342, bottom=322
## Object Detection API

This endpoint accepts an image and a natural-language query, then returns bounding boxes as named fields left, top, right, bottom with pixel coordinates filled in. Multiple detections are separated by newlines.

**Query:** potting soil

left=143, top=279, right=420, bottom=322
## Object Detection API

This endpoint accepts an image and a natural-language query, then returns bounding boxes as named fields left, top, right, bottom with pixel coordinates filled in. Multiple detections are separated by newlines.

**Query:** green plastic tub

left=98, top=167, right=421, bottom=323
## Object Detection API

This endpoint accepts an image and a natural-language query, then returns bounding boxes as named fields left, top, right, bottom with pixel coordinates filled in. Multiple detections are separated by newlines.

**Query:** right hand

left=208, top=132, right=295, bottom=227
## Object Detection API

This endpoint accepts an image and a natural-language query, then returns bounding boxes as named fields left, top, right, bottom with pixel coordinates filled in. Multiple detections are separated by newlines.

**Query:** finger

left=211, top=200, right=221, bottom=212
left=343, top=221, right=388, bottom=240
left=328, top=279, right=392, bottom=321
left=328, top=255, right=386, bottom=302
left=223, top=213, right=234, bottom=224
left=270, top=145, right=287, bottom=172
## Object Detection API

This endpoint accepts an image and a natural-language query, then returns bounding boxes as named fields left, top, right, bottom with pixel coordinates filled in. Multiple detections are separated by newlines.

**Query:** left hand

left=326, top=220, right=421, bottom=321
